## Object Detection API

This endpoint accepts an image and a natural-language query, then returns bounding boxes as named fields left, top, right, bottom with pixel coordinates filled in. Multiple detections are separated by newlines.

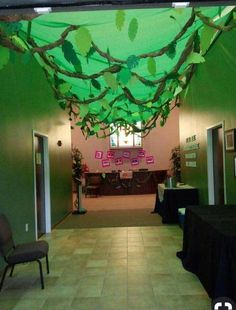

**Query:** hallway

left=0, top=224, right=210, bottom=310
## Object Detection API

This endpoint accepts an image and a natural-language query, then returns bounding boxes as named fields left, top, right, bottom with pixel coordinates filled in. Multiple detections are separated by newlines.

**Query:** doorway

left=207, top=122, right=226, bottom=205
left=33, top=132, right=51, bottom=239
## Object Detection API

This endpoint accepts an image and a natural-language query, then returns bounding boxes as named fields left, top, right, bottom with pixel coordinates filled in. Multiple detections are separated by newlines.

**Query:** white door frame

left=33, top=131, right=51, bottom=239
left=206, top=121, right=227, bottom=205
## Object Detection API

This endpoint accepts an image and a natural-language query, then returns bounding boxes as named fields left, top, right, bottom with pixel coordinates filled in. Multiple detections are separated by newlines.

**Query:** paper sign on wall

left=115, top=157, right=123, bottom=166
left=146, top=156, right=154, bottom=164
left=102, top=159, right=110, bottom=167
left=107, top=150, right=115, bottom=159
left=131, top=158, right=139, bottom=166
left=95, top=151, right=103, bottom=159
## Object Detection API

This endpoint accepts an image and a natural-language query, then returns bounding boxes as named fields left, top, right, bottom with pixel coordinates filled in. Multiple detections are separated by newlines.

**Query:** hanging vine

left=0, top=7, right=235, bottom=138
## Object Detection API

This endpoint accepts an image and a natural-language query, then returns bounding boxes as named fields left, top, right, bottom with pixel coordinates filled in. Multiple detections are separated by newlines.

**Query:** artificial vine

left=0, top=7, right=235, bottom=138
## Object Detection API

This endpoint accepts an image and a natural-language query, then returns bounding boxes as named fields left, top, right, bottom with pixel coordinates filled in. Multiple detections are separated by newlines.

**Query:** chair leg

left=9, top=265, right=15, bottom=277
left=0, top=265, right=9, bottom=291
left=45, top=255, right=49, bottom=274
left=36, top=260, right=44, bottom=289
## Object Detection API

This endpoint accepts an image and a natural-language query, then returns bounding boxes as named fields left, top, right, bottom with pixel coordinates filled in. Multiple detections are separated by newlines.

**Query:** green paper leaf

left=147, top=57, right=156, bottom=76
left=0, top=47, right=10, bottom=70
left=62, top=40, right=82, bottom=72
left=103, top=72, right=118, bottom=91
left=10, top=35, right=27, bottom=51
left=118, top=68, right=132, bottom=85
left=79, top=104, right=89, bottom=118
left=91, top=79, right=101, bottom=90
left=166, top=42, right=176, bottom=59
left=116, top=10, right=125, bottom=31
left=186, top=52, right=205, bottom=65
left=146, top=102, right=152, bottom=108
left=127, top=55, right=139, bottom=69
left=93, top=124, right=100, bottom=133
left=58, top=100, right=66, bottom=110
left=161, top=90, right=174, bottom=103
left=100, top=98, right=111, bottom=110
left=128, top=18, right=138, bottom=42
left=200, top=25, right=216, bottom=54
left=59, top=83, right=71, bottom=94
left=75, top=27, right=92, bottom=57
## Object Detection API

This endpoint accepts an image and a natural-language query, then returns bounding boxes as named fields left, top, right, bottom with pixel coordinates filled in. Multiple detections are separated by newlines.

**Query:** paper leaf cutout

left=147, top=57, right=156, bottom=76
left=186, top=52, right=205, bottom=65
left=128, top=18, right=138, bottom=42
left=91, top=79, right=101, bottom=90
left=127, top=55, right=139, bottom=69
left=103, top=72, right=118, bottom=91
left=166, top=42, right=176, bottom=59
left=116, top=10, right=125, bottom=31
left=75, top=27, right=92, bottom=57
left=146, top=102, right=153, bottom=108
left=200, top=25, right=216, bottom=55
left=0, top=47, right=10, bottom=70
left=118, top=68, right=132, bottom=85
left=161, top=90, right=174, bottom=103
left=59, top=83, right=71, bottom=94
left=93, top=124, right=100, bottom=133
left=80, top=104, right=89, bottom=118
left=58, top=100, right=66, bottom=110
left=62, top=40, right=82, bottom=72
left=100, top=98, right=111, bottom=110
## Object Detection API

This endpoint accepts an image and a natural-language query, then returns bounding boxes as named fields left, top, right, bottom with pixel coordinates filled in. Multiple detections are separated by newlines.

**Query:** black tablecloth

left=154, top=186, right=199, bottom=223
left=177, top=205, right=236, bottom=301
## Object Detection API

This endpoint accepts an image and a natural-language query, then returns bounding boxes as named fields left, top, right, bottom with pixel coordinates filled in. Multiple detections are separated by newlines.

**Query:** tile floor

left=0, top=225, right=211, bottom=310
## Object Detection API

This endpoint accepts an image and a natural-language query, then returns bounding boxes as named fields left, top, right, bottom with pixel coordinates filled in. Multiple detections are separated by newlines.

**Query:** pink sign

left=102, top=159, right=110, bottom=167
left=95, top=151, right=103, bottom=159
left=107, top=150, right=115, bottom=159
left=138, top=149, right=146, bottom=157
left=115, top=157, right=123, bottom=166
left=131, top=158, right=139, bottom=166
left=146, top=156, right=154, bottom=164
left=123, top=151, right=131, bottom=158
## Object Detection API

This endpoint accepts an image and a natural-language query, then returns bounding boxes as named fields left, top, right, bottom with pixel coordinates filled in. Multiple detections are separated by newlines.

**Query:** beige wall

left=71, top=108, right=179, bottom=172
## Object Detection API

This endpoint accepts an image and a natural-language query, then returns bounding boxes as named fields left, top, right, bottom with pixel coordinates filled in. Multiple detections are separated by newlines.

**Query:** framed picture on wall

left=225, top=129, right=236, bottom=151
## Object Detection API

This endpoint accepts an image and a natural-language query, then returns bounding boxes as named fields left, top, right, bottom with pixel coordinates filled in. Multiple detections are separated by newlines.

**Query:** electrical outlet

left=25, top=223, right=29, bottom=232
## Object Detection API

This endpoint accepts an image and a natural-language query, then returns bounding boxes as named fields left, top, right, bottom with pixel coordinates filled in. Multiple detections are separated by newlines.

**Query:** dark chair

left=85, top=175, right=102, bottom=197
left=0, top=214, right=49, bottom=291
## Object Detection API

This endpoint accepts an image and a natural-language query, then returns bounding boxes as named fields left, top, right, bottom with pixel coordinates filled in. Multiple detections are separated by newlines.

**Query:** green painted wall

left=0, top=50, right=72, bottom=252
left=179, top=29, right=236, bottom=205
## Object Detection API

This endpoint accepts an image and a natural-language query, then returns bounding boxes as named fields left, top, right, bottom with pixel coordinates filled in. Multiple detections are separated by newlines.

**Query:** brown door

left=34, top=135, right=46, bottom=238
left=212, top=126, right=224, bottom=205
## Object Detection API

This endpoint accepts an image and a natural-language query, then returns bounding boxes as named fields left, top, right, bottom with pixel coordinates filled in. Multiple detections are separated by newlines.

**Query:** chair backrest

left=0, top=214, right=15, bottom=259
left=88, top=175, right=102, bottom=186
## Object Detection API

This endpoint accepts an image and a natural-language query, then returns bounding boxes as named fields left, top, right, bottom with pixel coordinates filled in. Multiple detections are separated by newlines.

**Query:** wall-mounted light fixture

left=57, top=140, right=62, bottom=147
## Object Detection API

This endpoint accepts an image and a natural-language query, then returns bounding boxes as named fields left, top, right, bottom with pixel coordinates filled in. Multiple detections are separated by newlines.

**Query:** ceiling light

left=34, top=7, right=52, bottom=14
left=172, top=2, right=190, bottom=8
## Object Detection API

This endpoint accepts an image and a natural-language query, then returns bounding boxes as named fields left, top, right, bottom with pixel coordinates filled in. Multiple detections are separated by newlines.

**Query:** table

left=84, top=170, right=167, bottom=195
left=153, top=183, right=199, bottom=223
left=177, top=205, right=236, bottom=301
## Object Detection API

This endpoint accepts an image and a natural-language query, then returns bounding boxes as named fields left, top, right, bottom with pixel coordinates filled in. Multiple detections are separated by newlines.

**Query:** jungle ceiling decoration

left=0, top=6, right=235, bottom=138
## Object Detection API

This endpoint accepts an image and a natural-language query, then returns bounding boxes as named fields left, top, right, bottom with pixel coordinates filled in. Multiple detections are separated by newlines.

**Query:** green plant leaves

left=147, top=57, right=156, bottom=76
left=59, top=83, right=71, bottom=94
left=116, top=10, right=125, bottom=31
left=62, top=40, right=82, bottom=72
left=128, top=18, right=138, bottom=42
left=75, top=27, right=92, bottom=57
left=0, top=47, right=10, bottom=70
left=103, top=72, right=118, bottom=91
left=127, top=55, right=139, bottom=69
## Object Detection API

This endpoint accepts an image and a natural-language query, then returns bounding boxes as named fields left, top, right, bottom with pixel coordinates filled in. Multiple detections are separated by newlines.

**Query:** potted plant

left=170, top=145, right=181, bottom=183
left=72, top=147, right=87, bottom=214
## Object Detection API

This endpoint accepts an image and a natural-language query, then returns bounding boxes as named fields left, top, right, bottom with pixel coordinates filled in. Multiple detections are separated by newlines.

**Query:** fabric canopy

left=1, top=6, right=234, bottom=136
